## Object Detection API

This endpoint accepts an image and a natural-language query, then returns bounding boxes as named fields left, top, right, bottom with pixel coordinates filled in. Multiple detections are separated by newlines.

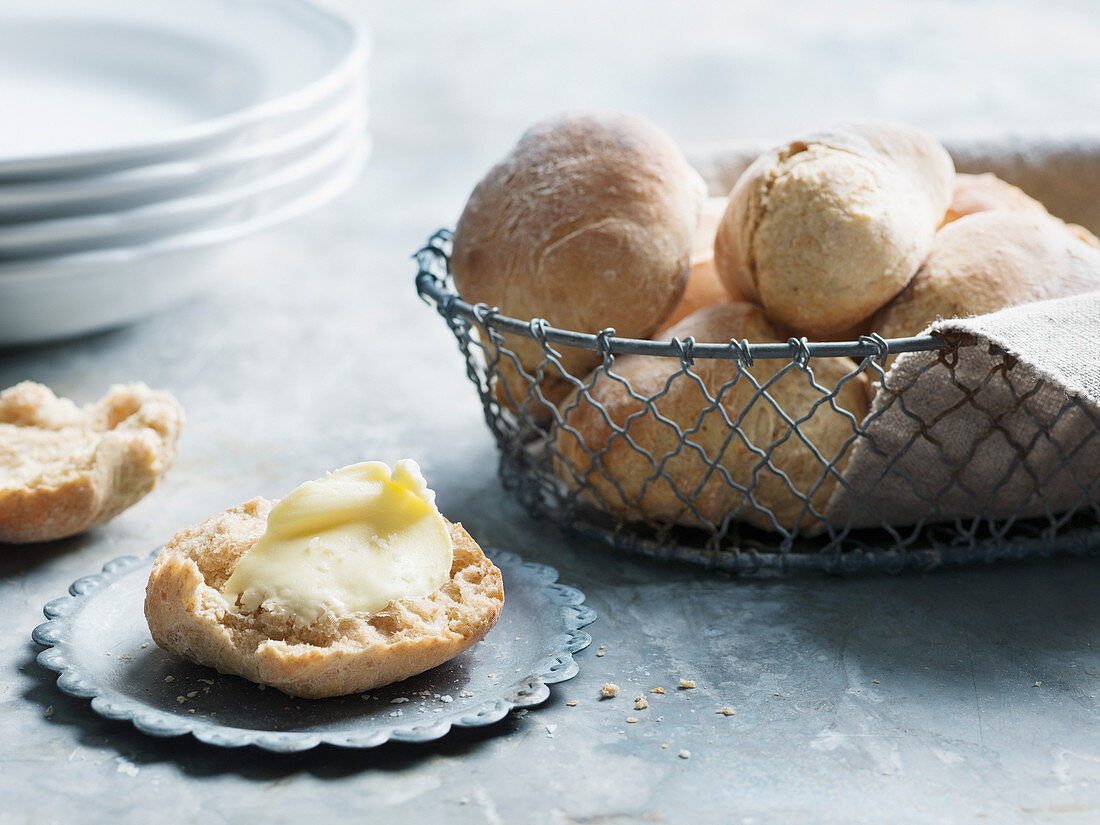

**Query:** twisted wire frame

left=417, top=230, right=1100, bottom=573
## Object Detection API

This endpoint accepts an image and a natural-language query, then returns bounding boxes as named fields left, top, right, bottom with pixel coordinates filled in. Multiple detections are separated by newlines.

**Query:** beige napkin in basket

left=823, top=291, right=1100, bottom=529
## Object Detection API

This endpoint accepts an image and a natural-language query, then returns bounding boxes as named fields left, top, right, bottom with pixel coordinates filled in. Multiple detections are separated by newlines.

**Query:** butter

left=221, top=460, right=453, bottom=624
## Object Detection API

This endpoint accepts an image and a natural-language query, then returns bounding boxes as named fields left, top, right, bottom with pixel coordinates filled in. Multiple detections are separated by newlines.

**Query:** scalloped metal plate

left=32, top=548, right=594, bottom=752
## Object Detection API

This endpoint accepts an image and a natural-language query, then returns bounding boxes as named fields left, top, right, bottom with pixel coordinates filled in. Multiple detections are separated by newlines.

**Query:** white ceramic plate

left=0, top=0, right=365, bottom=179
left=0, top=77, right=366, bottom=221
left=0, top=137, right=368, bottom=345
left=0, top=112, right=367, bottom=258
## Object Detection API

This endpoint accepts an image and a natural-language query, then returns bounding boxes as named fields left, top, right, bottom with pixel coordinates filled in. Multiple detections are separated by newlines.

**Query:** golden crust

left=0, top=381, right=183, bottom=544
left=942, top=172, right=1047, bottom=226
left=452, top=111, right=706, bottom=409
left=872, top=210, right=1100, bottom=340
left=144, top=501, right=504, bottom=699
left=553, top=302, right=870, bottom=533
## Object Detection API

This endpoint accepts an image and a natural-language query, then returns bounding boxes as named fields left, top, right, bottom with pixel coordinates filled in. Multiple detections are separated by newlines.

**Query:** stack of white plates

left=0, top=0, right=368, bottom=345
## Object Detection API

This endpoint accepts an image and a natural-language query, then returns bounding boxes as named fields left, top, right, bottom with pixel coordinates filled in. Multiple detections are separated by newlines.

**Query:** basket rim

left=416, top=229, right=946, bottom=361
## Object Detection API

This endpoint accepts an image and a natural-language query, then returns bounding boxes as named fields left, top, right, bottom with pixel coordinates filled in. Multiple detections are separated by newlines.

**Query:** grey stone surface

left=3, top=1, right=1100, bottom=822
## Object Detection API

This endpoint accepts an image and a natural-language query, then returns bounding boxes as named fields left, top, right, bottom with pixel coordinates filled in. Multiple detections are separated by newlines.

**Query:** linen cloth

left=824, top=293, right=1100, bottom=529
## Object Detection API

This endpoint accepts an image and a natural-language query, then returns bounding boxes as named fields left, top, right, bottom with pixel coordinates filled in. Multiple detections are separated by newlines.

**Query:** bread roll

left=872, top=211, right=1100, bottom=340
left=553, top=303, right=870, bottom=533
left=942, top=172, right=1100, bottom=249
left=452, top=111, right=706, bottom=408
left=942, top=172, right=1047, bottom=226
left=146, top=504, right=503, bottom=699
left=714, top=122, right=954, bottom=337
left=0, top=381, right=182, bottom=543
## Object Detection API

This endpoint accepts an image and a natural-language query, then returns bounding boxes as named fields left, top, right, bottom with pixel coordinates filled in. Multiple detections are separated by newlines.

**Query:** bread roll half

left=553, top=303, right=870, bottom=533
left=146, top=503, right=504, bottom=698
left=452, top=111, right=706, bottom=409
left=0, top=381, right=183, bottom=544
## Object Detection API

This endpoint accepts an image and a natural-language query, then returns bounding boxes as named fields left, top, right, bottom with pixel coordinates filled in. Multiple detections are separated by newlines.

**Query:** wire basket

left=416, top=229, right=1100, bottom=573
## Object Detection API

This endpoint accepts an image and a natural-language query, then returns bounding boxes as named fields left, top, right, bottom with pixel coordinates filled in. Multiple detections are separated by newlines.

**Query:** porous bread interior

left=0, top=381, right=183, bottom=542
left=151, top=498, right=504, bottom=657
left=0, top=427, right=98, bottom=487
left=0, top=381, right=178, bottom=486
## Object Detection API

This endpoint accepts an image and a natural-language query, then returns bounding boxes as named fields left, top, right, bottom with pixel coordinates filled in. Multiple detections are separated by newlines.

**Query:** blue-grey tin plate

left=32, top=549, right=594, bottom=752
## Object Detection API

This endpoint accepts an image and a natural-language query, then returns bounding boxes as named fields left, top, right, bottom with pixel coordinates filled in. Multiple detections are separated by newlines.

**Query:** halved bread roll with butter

left=145, top=461, right=504, bottom=698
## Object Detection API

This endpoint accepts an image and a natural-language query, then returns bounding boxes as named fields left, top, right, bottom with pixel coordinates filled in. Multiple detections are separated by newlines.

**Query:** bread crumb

left=440, top=695, right=454, bottom=704
left=566, top=700, right=578, bottom=707
left=186, top=691, right=197, bottom=698
left=461, top=691, right=474, bottom=698
left=596, top=652, right=605, bottom=658
left=626, top=717, right=638, bottom=724
left=164, top=676, right=174, bottom=683
left=679, top=679, right=695, bottom=690
left=599, top=645, right=605, bottom=650
left=197, top=679, right=214, bottom=685
left=661, top=744, right=668, bottom=750
left=140, top=643, right=148, bottom=649
left=176, top=695, right=186, bottom=704
left=188, top=709, right=196, bottom=714
left=459, top=798, right=469, bottom=806
left=718, top=707, right=736, bottom=716
left=873, top=679, right=880, bottom=685
left=1034, top=681, right=1042, bottom=687
left=601, top=683, right=619, bottom=699
left=390, top=697, right=410, bottom=704
left=651, top=687, right=665, bottom=694
left=487, top=673, right=496, bottom=679
left=679, top=749, right=691, bottom=759
left=634, top=696, right=648, bottom=710
left=44, top=706, right=54, bottom=718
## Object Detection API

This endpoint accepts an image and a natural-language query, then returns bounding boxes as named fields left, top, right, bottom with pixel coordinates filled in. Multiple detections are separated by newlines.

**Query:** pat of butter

left=221, top=460, right=453, bottom=624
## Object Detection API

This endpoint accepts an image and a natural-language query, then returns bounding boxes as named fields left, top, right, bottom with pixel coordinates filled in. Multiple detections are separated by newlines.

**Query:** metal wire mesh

left=416, top=229, right=1100, bottom=572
